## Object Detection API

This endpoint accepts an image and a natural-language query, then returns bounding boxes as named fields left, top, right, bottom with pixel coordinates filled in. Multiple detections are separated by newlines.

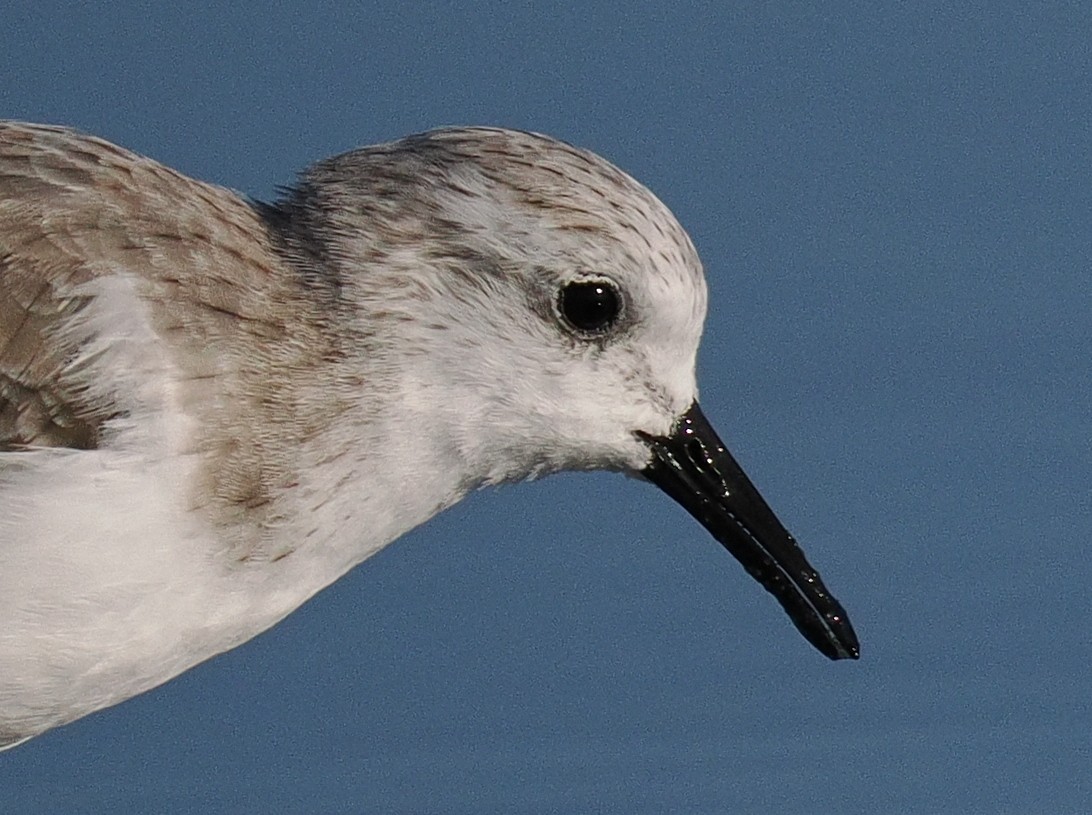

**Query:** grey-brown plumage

left=0, top=122, right=699, bottom=546
left=0, top=123, right=353, bottom=539
left=0, top=121, right=855, bottom=751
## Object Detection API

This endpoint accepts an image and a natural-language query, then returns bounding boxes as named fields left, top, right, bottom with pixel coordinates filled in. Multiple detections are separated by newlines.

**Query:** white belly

left=0, top=445, right=239, bottom=744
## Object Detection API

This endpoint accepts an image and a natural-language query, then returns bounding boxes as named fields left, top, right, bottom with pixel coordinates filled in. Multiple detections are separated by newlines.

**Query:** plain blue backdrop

left=2, top=3, right=1089, bottom=813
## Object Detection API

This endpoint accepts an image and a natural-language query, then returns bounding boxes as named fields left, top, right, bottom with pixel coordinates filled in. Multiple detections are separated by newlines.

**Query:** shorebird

left=0, top=122, right=858, bottom=749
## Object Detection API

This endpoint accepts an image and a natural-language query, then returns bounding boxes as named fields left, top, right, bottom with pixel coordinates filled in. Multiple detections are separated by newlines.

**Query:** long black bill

left=639, top=402, right=859, bottom=660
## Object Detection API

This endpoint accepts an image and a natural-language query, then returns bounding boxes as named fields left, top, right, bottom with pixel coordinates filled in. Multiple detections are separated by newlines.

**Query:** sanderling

left=0, top=122, right=858, bottom=749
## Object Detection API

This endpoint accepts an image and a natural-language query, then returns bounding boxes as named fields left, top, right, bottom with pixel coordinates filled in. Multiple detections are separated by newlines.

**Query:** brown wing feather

left=0, top=249, right=102, bottom=450
left=0, top=123, right=350, bottom=552
left=0, top=124, right=115, bottom=450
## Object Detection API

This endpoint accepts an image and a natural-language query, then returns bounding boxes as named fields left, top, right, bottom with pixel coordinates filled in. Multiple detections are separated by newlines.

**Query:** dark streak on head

left=251, top=186, right=346, bottom=305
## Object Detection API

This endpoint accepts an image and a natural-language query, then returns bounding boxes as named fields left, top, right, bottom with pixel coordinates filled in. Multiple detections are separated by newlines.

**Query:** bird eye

left=557, top=278, right=622, bottom=335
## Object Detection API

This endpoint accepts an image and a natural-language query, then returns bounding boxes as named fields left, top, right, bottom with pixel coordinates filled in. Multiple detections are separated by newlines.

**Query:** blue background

left=2, top=3, right=1089, bottom=812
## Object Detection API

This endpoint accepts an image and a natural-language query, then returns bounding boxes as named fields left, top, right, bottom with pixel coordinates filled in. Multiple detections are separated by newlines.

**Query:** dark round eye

left=558, top=279, right=622, bottom=334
